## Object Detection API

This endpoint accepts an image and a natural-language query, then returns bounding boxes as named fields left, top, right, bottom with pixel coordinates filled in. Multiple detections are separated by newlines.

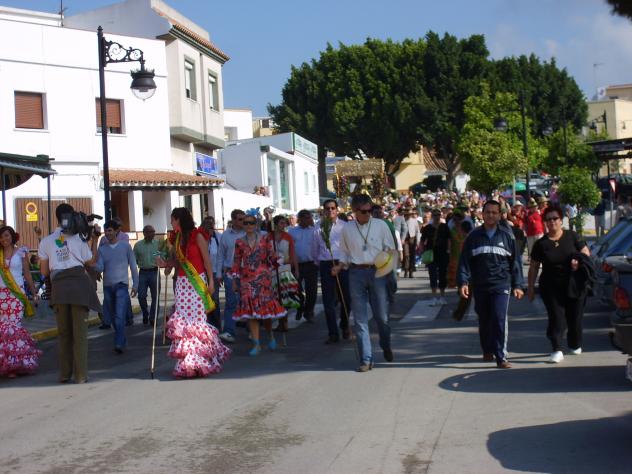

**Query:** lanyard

left=354, top=219, right=372, bottom=252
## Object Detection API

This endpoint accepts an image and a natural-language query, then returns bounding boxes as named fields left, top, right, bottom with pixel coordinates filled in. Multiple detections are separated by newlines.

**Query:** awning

left=588, top=138, right=632, bottom=160
left=0, top=152, right=56, bottom=190
left=108, top=169, right=224, bottom=191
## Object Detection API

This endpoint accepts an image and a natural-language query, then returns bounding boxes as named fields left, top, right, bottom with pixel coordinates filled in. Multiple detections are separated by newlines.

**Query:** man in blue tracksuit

left=458, top=200, right=524, bottom=368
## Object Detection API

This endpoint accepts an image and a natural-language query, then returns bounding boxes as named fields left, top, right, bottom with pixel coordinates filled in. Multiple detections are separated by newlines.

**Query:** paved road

left=1, top=275, right=631, bottom=474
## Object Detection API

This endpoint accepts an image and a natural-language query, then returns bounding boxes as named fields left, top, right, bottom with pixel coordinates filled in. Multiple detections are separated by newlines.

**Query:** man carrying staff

left=133, top=225, right=166, bottom=326
left=457, top=200, right=524, bottom=369
left=288, top=210, right=319, bottom=323
left=332, top=194, right=396, bottom=372
left=314, top=199, right=351, bottom=344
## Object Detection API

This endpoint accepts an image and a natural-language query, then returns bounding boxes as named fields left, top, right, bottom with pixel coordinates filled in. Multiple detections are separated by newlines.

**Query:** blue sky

left=4, top=0, right=632, bottom=115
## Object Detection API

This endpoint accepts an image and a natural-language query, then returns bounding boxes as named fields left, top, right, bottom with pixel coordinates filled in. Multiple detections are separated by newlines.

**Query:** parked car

left=609, top=252, right=632, bottom=356
left=597, top=174, right=632, bottom=200
left=409, top=182, right=429, bottom=195
left=590, top=218, right=632, bottom=304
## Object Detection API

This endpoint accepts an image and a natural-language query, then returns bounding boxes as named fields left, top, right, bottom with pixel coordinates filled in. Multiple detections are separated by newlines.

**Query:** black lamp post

left=97, top=26, right=157, bottom=221
left=494, top=91, right=530, bottom=200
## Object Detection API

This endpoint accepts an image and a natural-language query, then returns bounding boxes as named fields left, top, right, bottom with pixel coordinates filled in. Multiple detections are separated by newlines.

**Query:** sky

left=3, top=0, right=632, bottom=115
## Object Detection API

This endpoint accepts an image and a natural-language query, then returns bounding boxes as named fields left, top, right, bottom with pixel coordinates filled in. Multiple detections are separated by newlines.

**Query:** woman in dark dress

left=527, top=204, right=590, bottom=364
left=421, top=208, right=451, bottom=306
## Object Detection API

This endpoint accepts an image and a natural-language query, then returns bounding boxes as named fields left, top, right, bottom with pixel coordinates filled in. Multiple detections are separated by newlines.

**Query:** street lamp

left=494, top=91, right=530, bottom=201
left=97, top=26, right=157, bottom=221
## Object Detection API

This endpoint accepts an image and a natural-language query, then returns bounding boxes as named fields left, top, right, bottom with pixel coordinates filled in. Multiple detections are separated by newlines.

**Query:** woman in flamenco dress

left=231, top=213, right=286, bottom=356
left=160, top=208, right=230, bottom=378
left=0, top=226, right=42, bottom=378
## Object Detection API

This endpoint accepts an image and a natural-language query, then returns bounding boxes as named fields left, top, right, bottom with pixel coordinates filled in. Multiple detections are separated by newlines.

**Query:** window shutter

left=15, top=92, right=44, bottom=129
left=95, top=99, right=122, bottom=128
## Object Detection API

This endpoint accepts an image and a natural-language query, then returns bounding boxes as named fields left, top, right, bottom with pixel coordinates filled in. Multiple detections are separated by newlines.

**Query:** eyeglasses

left=243, top=221, right=256, bottom=225
left=545, top=217, right=560, bottom=222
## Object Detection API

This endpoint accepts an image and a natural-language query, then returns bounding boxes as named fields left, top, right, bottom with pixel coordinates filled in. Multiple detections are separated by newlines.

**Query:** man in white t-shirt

left=38, top=203, right=101, bottom=384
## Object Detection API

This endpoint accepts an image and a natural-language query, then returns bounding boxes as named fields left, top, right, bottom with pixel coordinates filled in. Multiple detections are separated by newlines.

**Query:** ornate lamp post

left=98, top=26, right=157, bottom=221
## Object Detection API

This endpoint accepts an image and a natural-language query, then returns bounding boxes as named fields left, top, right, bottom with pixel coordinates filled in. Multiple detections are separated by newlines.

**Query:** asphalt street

left=1, top=273, right=631, bottom=474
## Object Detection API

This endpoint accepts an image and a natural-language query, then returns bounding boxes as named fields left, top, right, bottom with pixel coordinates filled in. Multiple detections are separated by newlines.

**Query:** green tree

left=606, top=0, right=632, bottom=21
left=458, top=85, right=545, bottom=194
left=557, top=165, right=601, bottom=235
left=541, top=126, right=601, bottom=175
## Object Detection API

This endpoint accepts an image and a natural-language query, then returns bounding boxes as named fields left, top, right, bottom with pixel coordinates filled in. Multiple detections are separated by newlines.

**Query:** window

left=95, top=99, right=123, bottom=134
left=15, top=92, right=44, bottom=129
left=184, top=59, right=196, bottom=100
left=304, top=172, right=309, bottom=194
left=208, top=72, right=219, bottom=110
left=261, top=118, right=270, bottom=129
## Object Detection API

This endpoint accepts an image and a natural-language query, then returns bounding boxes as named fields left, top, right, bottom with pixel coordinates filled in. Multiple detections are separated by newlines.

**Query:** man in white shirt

left=403, top=208, right=421, bottom=278
left=333, top=194, right=396, bottom=372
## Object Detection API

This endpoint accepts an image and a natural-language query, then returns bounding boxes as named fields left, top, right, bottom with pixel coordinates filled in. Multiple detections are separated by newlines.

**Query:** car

left=409, top=182, right=429, bottom=195
left=597, top=174, right=632, bottom=200
left=609, top=252, right=632, bottom=356
left=591, top=218, right=632, bottom=304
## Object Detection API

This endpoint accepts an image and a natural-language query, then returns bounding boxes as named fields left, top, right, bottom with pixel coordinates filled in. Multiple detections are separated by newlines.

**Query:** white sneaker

left=568, top=347, right=582, bottom=355
left=548, top=351, right=564, bottom=363
left=219, top=332, right=235, bottom=343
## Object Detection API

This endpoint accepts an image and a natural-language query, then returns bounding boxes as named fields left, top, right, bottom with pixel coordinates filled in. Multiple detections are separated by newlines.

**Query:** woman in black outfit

left=527, top=204, right=590, bottom=363
left=421, top=208, right=451, bottom=306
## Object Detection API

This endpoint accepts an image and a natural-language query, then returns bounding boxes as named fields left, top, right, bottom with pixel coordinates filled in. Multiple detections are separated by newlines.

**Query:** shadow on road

left=487, top=413, right=632, bottom=473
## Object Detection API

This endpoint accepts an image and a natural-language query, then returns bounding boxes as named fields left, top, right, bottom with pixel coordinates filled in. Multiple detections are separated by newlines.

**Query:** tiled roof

left=154, top=10, right=230, bottom=62
left=423, top=148, right=449, bottom=174
left=108, top=169, right=223, bottom=189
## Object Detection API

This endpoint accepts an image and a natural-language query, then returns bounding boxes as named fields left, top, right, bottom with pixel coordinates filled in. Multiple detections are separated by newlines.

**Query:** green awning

left=0, top=152, right=55, bottom=190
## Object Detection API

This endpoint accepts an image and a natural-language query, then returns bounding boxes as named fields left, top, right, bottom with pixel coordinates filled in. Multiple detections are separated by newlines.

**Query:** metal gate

left=14, top=197, right=93, bottom=250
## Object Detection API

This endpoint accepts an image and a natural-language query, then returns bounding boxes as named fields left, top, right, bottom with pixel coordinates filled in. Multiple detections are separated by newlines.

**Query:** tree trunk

left=318, top=146, right=328, bottom=197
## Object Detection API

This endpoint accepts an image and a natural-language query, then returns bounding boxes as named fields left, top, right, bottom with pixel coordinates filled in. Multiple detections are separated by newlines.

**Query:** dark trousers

left=297, top=262, right=318, bottom=320
left=540, top=283, right=584, bottom=351
left=403, top=239, right=417, bottom=273
left=427, top=253, right=449, bottom=290
left=473, top=289, right=510, bottom=362
left=319, top=261, right=351, bottom=337
left=138, top=269, right=160, bottom=321
left=208, top=275, right=222, bottom=330
left=54, top=304, right=89, bottom=382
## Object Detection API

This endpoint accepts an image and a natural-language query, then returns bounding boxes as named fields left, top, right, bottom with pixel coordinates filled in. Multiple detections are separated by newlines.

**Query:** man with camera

left=93, top=220, right=139, bottom=354
left=38, top=203, right=102, bottom=383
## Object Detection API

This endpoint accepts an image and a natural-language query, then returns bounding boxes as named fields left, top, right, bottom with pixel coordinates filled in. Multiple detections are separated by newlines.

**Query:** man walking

left=133, top=225, right=166, bottom=325
left=333, top=194, right=396, bottom=372
left=217, top=209, right=246, bottom=343
left=403, top=208, right=421, bottom=278
left=38, top=203, right=101, bottom=383
left=458, top=200, right=524, bottom=369
left=93, top=220, right=139, bottom=354
left=392, top=207, right=407, bottom=274
left=314, top=199, right=351, bottom=343
left=288, top=210, right=318, bottom=322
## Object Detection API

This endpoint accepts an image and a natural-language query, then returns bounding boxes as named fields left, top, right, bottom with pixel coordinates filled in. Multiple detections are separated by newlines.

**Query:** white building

left=0, top=5, right=205, bottom=247
left=67, top=0, right=229, bottom=223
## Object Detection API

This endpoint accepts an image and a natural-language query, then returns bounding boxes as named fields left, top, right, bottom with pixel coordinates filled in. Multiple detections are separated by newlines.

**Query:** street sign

left=25, top=201, right=38, bottom=222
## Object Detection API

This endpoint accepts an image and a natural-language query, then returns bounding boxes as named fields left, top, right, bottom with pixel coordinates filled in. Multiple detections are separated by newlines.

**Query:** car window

left=601, top=223, right=632, bottom=257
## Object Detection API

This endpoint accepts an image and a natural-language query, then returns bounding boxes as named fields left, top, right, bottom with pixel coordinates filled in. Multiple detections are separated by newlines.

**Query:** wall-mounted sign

left=25, top=201, right=38, bottom=222
left=195, top=152, right=219, bottom=176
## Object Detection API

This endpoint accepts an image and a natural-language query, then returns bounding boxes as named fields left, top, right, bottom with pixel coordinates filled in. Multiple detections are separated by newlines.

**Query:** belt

left=350, top=263, right=376, bottom=269
left=140, top=267, right=158, bottom=271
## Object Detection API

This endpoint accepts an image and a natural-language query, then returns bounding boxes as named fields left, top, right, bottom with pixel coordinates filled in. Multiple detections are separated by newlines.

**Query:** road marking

left=404, top=300, right=442, bottom=321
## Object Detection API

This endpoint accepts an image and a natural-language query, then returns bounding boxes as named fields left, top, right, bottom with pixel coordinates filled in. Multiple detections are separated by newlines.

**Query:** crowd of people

left=0, top=185, right=597, bottom=381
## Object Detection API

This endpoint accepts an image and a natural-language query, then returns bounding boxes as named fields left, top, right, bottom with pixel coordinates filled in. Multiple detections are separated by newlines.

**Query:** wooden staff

left=161, top=272, right=169, bottom=345
left=150, top=268, right=161, bottom=379
left=329, top=249, right=360, bottom=363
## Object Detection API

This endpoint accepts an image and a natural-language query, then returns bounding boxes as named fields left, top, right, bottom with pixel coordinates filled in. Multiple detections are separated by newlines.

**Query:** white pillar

left=191, top=193, right=202, bottom=223
left=128, top=190, right=144, bottom=232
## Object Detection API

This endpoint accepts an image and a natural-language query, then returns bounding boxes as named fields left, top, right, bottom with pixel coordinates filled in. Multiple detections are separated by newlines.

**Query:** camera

left=60, top=212, right=103, bottom=241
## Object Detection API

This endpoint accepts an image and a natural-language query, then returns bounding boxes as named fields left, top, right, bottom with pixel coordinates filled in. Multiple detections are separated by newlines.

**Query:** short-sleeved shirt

left=531, top=230, right=585, bottom=284
left=38, top=227, right=92, bottom=271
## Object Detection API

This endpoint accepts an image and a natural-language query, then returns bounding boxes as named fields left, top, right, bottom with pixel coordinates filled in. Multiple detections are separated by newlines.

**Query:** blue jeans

left=319, top=261, right=350, bottom=337
left=473, top=289, right=510, bottom=362
left=138, top=269, right=160, bottom=321
left=222, top=270, right=238, bottom=336
left=348, top=267, right=391, bottom=364
left=103, top=282, right=131, bottom=349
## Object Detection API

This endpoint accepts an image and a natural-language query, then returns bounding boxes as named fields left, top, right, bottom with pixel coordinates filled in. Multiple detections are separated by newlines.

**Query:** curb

left=31, top=305, right=143, bottom=342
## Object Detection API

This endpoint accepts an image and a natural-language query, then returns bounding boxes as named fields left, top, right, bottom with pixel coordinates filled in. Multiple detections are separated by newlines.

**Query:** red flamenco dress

left=231, top=234, right=287, bottom=321
left=166, top=229, right=230, bottom=378
left=0, top=246, right=42, bottom=377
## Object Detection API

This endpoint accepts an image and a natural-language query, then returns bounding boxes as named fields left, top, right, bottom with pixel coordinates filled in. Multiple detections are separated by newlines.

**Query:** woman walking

left=0, top=226, right=41, bottom=378
left=270, top=215, right=301, bottom=332
left=231, top=215, right=286, bottom=356
left=200, top=216, right=222, bottom=331
left=421, top=208, right=451, bottom=305
left=527, top=204, right=590, bottom=363
left=162, top=208, right=230, bottom=378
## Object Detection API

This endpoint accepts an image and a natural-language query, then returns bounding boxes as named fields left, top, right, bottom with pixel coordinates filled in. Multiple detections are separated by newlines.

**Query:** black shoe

left=325, top=335, right=340, bottom=344
left=125, top=320, right=133, bottom=327
left=114, top=347, right=124, bottom=354
left=383, top=348, right=394, bottom=362
left=149, top=318, right=155, bottom=325
left=142, top=317, right=149, bottom=325
left=342, top=328, right=351, bottom=340
left=295, top=312, right=303, bottom=321
left=98, top=324, right=111, bottom=330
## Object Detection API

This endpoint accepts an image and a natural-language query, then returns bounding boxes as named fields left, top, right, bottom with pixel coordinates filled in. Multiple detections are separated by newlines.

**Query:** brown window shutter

left=15, top=92, right=44, bottom=129
left=95, top=98, right=122, bottom=129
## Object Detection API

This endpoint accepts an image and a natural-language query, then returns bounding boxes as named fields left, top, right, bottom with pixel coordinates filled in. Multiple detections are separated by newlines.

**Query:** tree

left=487, top=55, right=588, bottom=137
left=541, top=126, right=601, bottom=176
left=606, top=0, right=632, bottom=21
left=557, top=166, right=601, bottom=235
left=458, top=84, right=546, bottom=194
left=269, top=38, right=433, bottom=194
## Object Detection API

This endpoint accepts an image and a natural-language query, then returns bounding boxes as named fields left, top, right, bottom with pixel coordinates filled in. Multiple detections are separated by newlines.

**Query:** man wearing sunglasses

left=332, top=194, right=396, bottom=372
left=314, top=199, right=351, bottom=344
left=216, top=209, right=246, bottom=343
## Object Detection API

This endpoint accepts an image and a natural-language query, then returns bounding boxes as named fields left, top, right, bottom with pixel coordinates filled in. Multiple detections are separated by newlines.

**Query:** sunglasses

left=324, top=206, right=337, bottom=211
left=243, top=221, right=257, bottom=225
